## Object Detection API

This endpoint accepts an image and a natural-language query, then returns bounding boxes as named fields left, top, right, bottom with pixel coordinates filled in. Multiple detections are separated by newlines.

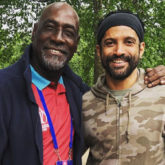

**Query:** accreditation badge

left=56, top=160, right=73, bottom=165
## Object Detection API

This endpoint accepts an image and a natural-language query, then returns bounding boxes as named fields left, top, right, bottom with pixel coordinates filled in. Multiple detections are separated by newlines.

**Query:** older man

left=0, top=2, right=89, bottom=165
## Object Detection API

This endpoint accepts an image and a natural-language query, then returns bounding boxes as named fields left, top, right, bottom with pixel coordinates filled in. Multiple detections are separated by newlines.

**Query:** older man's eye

left=46, top=25, right=54, bottom=30
left=43, top=23, right=55, bottom=30
left=64, top=30, right=75, bottom=38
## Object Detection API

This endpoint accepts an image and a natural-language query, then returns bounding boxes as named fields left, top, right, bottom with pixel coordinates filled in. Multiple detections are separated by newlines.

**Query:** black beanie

left=97, top=12, right=144, bottom=44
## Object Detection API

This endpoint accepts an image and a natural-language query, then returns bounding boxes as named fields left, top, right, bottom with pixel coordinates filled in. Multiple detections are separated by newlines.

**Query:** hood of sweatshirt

left=91, top=68, right=147, bottom=100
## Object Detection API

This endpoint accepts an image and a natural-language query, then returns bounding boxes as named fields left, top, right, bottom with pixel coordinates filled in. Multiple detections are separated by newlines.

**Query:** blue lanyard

left=37, top=87, right=73, bottom=151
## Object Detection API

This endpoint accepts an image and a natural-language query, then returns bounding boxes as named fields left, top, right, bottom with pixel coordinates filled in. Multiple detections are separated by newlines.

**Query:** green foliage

left=0, top=0, right=165, bottom=86
left=0, top=32, right=31, bottom=68
left=136, top=0, right=165, bottom=69
left=0, top=0, right=46, bottom=67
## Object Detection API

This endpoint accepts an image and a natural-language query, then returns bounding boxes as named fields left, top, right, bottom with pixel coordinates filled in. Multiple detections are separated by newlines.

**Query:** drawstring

left=126, top=92, right=131, bottom=143
left=106, top=93, right=110, bottom=115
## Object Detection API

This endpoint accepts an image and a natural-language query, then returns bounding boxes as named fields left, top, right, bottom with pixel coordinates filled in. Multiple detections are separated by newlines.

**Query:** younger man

left=83, top=11, right=165, bottom=165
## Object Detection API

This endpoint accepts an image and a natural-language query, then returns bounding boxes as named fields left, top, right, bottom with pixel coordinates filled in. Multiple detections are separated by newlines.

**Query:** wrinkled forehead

left=39, top=4, right=79, bottom=30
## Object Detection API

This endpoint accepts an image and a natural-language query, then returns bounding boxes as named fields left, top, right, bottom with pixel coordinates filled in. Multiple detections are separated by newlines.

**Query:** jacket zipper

left=116, top=101, right=121, bottom=165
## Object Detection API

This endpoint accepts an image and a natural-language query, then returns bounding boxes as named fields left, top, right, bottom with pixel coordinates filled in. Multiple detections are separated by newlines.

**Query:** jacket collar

left=21, top=44, right=43, bottom=164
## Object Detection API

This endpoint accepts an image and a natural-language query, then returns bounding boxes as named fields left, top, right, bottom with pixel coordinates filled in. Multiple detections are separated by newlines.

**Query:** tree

left=0, top=0, right=46, bottom=67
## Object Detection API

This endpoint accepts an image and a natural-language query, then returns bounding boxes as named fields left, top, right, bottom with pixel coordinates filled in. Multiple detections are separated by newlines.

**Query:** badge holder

left=56, top=148, right=73, bottom=165
left=37, top=88, right=73, bottom=165
left=56, top=160, right=73, bottom=165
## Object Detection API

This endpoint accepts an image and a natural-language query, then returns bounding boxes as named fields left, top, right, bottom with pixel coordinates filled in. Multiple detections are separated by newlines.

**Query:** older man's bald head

left=39, top=2, right=79, bottom=30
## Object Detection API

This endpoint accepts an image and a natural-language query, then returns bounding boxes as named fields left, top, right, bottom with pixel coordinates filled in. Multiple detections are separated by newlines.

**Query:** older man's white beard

left=41, top=54, right=68, bottom=71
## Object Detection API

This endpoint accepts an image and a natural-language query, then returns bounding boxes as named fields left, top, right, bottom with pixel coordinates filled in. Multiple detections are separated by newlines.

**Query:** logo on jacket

left=39, top=107, right=49, bottom=131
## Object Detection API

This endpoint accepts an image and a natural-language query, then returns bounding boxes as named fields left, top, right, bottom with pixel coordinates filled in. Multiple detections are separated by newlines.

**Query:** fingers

left=147, top=79, right=160, bottom=88
left=160, top=77, right=165, bottom=85
left=145, top=68, right=153, bottom=73
left=145, top=65, right=165, bottom=81
left=145, top=65, right=165, bottom=87
left=147, top=77, right=165, bottom=88
left=147, top=71, right=163, bottom=82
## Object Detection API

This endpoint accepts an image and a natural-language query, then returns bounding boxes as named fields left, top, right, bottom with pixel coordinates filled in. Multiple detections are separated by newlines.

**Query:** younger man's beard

left=101, top=53, right=140, bottom=80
